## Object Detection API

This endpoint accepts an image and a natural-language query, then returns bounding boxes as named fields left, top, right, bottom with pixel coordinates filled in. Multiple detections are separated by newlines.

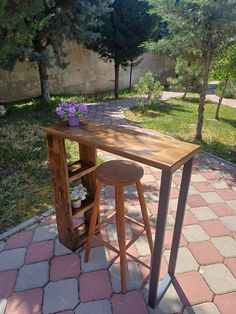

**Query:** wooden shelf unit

left=45, top=134, right=97, bottom=251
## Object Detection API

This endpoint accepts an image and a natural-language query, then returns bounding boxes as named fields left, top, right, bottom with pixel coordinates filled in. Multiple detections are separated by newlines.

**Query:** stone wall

left=0, top=42, right=174, bottom=103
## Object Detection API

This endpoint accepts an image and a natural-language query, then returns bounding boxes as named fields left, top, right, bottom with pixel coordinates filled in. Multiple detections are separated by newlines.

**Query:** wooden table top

left=42, top=121, right=200, bottom=172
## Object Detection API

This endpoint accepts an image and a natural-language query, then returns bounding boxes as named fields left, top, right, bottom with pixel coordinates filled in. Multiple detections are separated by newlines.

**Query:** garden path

left=0, top=98, right=236, bottom=314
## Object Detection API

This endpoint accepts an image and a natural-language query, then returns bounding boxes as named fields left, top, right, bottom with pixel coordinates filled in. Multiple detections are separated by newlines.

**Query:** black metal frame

left=148, top=158, right=193, bottom=308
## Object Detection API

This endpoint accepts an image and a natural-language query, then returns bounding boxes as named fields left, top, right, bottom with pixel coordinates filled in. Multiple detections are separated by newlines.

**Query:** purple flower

left=78, top=104, right=87, bottom=113
left=55, top=100, right=88, bottom=120
left=61, top=101, right=68, bottom=108
left=68, top=107, right=76, bottom=117
left=55, top=107, right=64, bottom=116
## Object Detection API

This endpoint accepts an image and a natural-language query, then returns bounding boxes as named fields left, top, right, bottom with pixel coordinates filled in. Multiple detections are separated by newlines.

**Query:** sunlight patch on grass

left=125, top=96, right=236, bottom=162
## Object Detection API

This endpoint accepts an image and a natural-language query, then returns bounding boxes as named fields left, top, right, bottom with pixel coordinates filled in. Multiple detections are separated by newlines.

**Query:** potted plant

left=55, top=100, right=88, bottom=126
left=70, top=184, right=88, bottom=208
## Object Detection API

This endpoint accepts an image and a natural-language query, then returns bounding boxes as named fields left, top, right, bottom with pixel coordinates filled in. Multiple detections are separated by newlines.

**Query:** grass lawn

left=0, top=91, right=137, bottom=233
left=125, top=96, right=236, bottom=163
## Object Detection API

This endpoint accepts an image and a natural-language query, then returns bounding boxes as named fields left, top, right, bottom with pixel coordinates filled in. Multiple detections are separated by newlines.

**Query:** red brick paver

left=112, top=290, right=148, bottom=314
left=79, top=270, right=112, bottom=302
left=187, top=195, right=207, bottom=207
left=214, top=292, right=236, bottom=314
left=188, top=242, right=223, bottom=265
left=209, top=203, right=235, bottom=217
left=175, top=271, right=213, bottom=305
left=5, top=231, right=33, bottom=250
left=200, top=220, right=231, bottom=237
left=5, top=288, right=43, bottom=314
left=25, top=240, right=54, bottom=264
left=50, top=254, right=81, bottom=281
left=0, top=270, right=17, bottom=298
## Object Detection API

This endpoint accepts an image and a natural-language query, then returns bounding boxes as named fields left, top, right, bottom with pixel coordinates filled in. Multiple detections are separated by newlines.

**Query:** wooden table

left=42, top=120, right=200, bottom=308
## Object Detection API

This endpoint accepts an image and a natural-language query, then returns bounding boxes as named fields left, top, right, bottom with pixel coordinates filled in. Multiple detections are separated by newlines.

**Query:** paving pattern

left=0, top=98, right=236, bottom=314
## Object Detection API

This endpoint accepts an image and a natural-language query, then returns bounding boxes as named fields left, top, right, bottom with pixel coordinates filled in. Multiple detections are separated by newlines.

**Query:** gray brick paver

left=43, top=279, right=79, bottom=314
left=109, top=261, right=143, bottom=293
left=220, top=216, right=236, bottom=232
left=75, top=300, right=112, bottom=314
left=0, top=248, right=26, bottom=271
left=201, top=263, right=236, bottom=294
left=183, top=302, right=220, bottom=314
left=211, top=236, right=236, bottom=257
left=32, top=223, right=58, bottom=242
left=80, top=246, right=110, bottom=272
left=182, top=225, right=209, bottom=242
left=54, top=238, right=73, bottom=256
left=15, top=261, right=49, bottom=291
left=164, top=247, right=199, bottom=273
left=143, top=283, right=183, bottom=314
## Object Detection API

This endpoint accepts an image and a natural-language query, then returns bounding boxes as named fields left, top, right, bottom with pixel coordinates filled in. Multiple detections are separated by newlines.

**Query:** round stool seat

left=96, top=160, right=144, bottom=186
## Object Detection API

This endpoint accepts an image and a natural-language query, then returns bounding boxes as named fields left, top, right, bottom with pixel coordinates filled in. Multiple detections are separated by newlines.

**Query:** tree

left=211, top=43, right=236, bottom=119
left=85, top=0, right=161, bottom=99
left=167, top=57, right=202, bottom=99
left=0, top=1, right=111, bottom=103
left=147, top=0, right=236, bottom=140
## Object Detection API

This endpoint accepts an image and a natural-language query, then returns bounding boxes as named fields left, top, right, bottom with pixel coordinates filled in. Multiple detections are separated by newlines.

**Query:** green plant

left=147, top=0, right=236, bottom=140
left=211, top=44, right=236, bottom=119
left=134, top=71, right=164, bottom=112
left=125, top=95, right=236, bottom=163
left=216, top=80, right=236, bottom=99
left=167, top=58, right=202, bottom=98
left=0, top=1, right=111, bottom=103
left=85, top=0, right=163, bottom=98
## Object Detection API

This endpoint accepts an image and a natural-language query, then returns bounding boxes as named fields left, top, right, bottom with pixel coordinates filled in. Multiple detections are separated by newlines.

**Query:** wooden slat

left=72, top=197, right=94, bottom=219
left=79, top=143, right=97, bottom=226
left=42, top=120, right=200, bottom=172
left=68, top=160, right=97, bottom=183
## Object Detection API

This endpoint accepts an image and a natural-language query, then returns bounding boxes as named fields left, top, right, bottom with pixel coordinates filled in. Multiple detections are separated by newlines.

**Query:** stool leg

left=115, top=185, right=126, bottom=293
left=84, top=180, right=102, bottom=262
left=136, top=180, right=154, bottom=255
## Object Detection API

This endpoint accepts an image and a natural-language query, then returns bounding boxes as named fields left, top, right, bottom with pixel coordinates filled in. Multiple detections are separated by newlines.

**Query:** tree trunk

left=129, top=60, right=133, bottom=93
left=182, top=86, right=188, bottom=100
left=38, top=61, right=50, bottom=103
left=114, top=62, right=120, bottom=99
left=195, top=56, right=211, bottom=141
left=215, top=78, right=228, bottom=120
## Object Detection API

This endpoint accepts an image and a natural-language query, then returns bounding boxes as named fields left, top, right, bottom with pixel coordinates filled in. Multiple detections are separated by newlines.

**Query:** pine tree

left=85, top=0, right=163, bottom=99
left=0, top=0, right=111, bottom=103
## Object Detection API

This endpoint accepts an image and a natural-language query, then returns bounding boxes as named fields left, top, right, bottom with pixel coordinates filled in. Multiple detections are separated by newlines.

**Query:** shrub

left=216, top=79, right=236, bottom=99
left=134, top=71, right=164, bottom=112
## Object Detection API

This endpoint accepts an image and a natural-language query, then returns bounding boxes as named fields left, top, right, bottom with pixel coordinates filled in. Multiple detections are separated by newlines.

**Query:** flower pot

left=68, top=116, right=79, bottom=127
left=72, top=199, right=81, bottom=209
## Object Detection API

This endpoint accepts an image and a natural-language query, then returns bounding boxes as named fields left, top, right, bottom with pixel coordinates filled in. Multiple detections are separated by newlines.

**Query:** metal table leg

left=148, top=171, right=172, bottom=308
left=168, top=158, right=193, bottom=274
left=148, top=158, right=193, bottom=308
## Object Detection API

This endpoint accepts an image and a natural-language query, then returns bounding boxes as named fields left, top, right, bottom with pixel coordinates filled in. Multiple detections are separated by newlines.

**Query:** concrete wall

left=0, top=42, right=174, bottom=103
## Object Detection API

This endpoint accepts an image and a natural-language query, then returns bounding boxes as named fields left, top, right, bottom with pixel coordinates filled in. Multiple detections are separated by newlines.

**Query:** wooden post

left=46, top=134, right=74, bottom=249
left=79, top=143, right=97, bottom=227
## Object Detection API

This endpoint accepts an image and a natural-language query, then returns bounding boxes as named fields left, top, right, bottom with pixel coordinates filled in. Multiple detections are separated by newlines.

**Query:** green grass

left=125, top=95, right=236, bottom=163
left=1, top=91, right=235, bottom=233
left=0, top=90, right=135, bottom=233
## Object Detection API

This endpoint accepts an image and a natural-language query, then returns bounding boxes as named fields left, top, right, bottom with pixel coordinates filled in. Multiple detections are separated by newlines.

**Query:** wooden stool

left=84, top=160, right=153, bottom=292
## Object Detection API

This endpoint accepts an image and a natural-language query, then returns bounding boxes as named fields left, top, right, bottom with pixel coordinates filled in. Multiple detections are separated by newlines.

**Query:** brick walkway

left=0, top=99, right=236, bottom=314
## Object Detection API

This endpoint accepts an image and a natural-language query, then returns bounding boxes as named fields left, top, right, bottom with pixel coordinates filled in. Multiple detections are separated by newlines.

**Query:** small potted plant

left=70, top=184, right=87, bottom=209
left=55, top=100, right=88, bottom=126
